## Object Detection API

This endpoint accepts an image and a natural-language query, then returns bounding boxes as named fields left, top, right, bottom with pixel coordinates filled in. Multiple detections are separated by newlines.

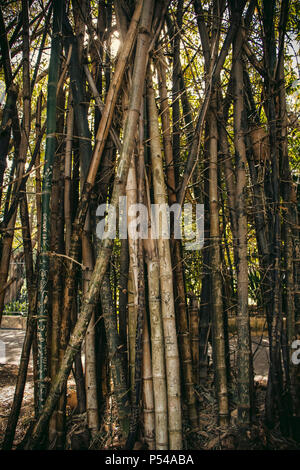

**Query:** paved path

left=252, top=337, right=270, bottom=377
left=1, top=328, right=269, bottom=382
left=0, top=329, right=28, bottom=366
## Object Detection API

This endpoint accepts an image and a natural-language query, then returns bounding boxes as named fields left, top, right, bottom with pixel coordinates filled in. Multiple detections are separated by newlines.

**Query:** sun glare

left=111, top=36, right=120, bottom=56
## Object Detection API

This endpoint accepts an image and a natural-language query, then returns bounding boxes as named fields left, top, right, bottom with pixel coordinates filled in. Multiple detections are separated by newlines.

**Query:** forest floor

left=0, top=329, right=35, bottom=446
left=0, top=328, right=299, bottom=450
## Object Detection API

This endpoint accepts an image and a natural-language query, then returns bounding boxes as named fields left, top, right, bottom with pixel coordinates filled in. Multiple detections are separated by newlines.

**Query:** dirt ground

left=0, top=328, right=299, bottom=450
left=0, top=363, right=35, bottom=447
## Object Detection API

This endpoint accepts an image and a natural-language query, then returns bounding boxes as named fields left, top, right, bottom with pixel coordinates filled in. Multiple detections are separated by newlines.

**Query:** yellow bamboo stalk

left=147, top=72, right=183, bottom=449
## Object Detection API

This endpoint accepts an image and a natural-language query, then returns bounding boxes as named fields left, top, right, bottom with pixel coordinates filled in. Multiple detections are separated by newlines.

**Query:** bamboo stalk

left=126, top=105, right=149, bottom=449
left=142, top=310, right=155, bottom=450
left=35, top=92, right=43, bottom=253
left=84, top=221, right=99, bottom=438
left=208, top=98, right=229, bottom=427
left=188, top=294, right=200, bottom=388
left=126, top=156, right=139, bottom=399
left=127, top=264, right=136, bottom=399
left=100, top=272, right=130, bottom=440
left=233, top=24, right=252, bottom=424
left=0, top=85, right=18, bottom=207
left=64, top=94, right=73, bottom=256
left=49, top=84, right=65, bottom=448
left=157, top=58, right=197, bottom=428
left=143, top=112, right=168, bottom=451
left=147, top=74, right=183, bottom=449
left=143, top=233, right=168, bottom=450
left=36, top=0, right=63, bottom=411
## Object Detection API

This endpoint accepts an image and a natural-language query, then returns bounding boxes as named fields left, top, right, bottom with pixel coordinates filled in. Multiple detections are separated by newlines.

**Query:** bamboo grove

left=0, top=0, right=299, bottom=451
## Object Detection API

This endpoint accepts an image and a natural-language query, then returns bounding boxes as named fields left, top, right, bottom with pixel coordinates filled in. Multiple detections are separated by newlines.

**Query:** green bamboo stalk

left=36, top=0, right=63, bottom=411
left=48, top=84, right=66, bottom=448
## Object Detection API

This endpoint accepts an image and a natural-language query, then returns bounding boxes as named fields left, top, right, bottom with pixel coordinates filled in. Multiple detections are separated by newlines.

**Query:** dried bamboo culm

left=147, top=71, right=183, bottom=449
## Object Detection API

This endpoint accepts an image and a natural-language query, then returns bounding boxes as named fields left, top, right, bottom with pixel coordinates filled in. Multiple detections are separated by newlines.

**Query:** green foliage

left=248, top=265, right=263, bottom=306
left=3, top=299, right=28, bottom=316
